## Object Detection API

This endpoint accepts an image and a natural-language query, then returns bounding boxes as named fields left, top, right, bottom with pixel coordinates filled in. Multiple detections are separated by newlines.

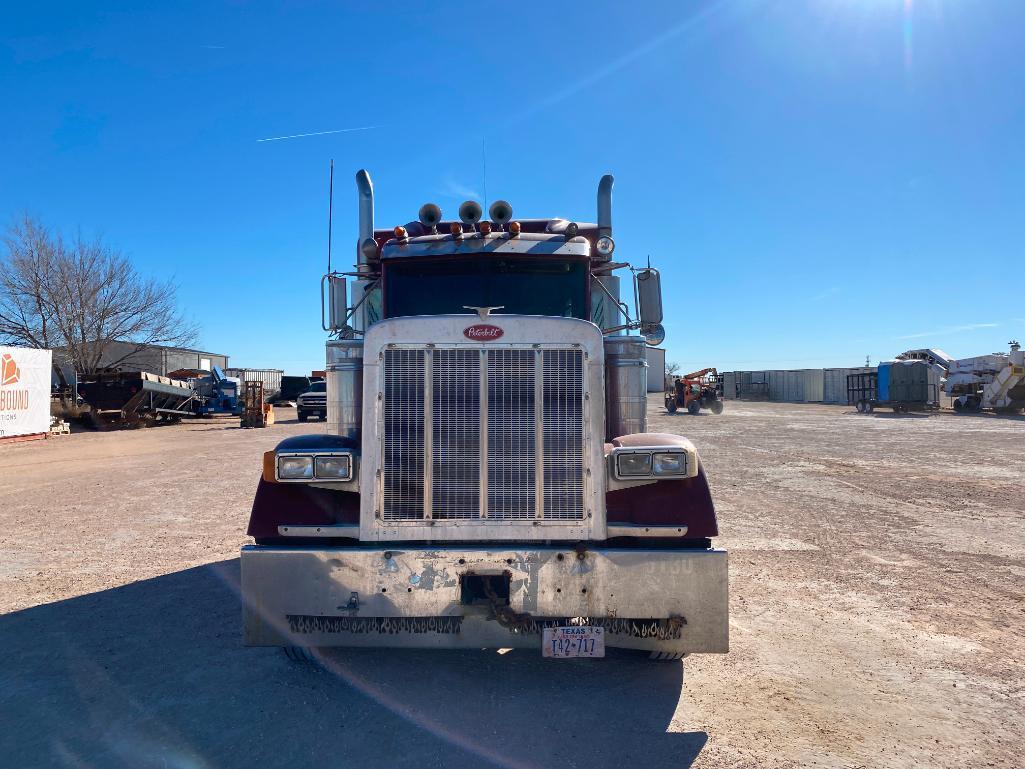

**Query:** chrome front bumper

left=241, top=545, right=728, bottom=654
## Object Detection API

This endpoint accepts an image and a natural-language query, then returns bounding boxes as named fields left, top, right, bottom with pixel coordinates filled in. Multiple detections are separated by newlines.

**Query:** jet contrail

left=256, top=125, right=379, bottom=143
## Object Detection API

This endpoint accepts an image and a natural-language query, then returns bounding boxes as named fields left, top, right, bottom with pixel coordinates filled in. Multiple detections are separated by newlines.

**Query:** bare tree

left=0, top=214, right=198, bottom=375
left=666, top=361, right=681, bottom=378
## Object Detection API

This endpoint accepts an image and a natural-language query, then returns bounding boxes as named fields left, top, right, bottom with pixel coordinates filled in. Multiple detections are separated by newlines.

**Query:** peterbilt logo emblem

left=464, top=324, right=504, bottom=341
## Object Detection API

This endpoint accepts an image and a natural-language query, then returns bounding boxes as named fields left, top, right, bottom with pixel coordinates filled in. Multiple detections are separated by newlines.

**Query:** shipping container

left=722, top=371, right=738, bottom=399
left=784, top=370, right=804, bottom=402
left=739, top=371, right=770, bottom=399
left=225, top=368, right=284, bottom=399
left=824, top=368, right=865, bottom=403
left=725, top=367, right=877, bottom=403
left=804, top=369, right=824, bottom=402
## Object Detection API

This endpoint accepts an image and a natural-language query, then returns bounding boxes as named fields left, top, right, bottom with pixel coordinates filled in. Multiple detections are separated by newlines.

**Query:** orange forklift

left=666, top=368, right=724, bottom=415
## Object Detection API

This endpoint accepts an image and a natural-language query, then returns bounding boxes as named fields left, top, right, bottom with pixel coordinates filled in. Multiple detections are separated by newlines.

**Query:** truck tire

left=687, top=400, right=701, bottom=415
left=710, top=400, right=724, bottom=415
left=666, top=397, right=677, bottom=413
left=298, top=411, right=308, bottom=423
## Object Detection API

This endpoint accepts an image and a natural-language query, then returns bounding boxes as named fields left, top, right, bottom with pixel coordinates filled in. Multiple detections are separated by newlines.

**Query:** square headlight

left=617, top=452, right=653, bottom=477
left=278, top=455, right=314, bottom=480
left=315, top=455, right=351, bottom=481
left=652, top=451, right=687, bottom=476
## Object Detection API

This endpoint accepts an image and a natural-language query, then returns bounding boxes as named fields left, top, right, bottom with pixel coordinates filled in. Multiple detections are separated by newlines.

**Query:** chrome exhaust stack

left=356, top=169, right=376, bottom=274
left=597, top=175, right=614, bottom=236
left=596, top=174, right=615, bottom=261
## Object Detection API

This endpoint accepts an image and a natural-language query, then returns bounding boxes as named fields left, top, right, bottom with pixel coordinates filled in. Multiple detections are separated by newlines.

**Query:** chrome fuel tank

left=604, top=336, right=648, bottom=440
left=326, top=339, right=363, bottom=441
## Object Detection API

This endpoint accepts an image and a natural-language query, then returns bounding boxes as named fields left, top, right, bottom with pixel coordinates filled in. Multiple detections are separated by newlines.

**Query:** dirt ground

left=1, top=399, right=1022, bottom=769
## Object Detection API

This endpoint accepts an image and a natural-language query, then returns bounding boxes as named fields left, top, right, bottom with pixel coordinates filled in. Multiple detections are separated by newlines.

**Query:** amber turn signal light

left=262, top=450, right=278, bottom=483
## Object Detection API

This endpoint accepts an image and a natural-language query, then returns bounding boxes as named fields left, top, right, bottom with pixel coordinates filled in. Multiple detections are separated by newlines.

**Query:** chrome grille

left=431, top=350, right=480, bottom=519
left=380, top=346, right=586, bottom=523
left=382, top=350, right=426, bottom=520
left=543, top=350, right=585, bottom=520
left=487, top=350, right=537, bottom=520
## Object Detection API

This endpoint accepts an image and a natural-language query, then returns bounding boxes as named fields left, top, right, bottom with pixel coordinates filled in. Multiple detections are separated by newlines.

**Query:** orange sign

left=1, top=353, right=20, bottom=386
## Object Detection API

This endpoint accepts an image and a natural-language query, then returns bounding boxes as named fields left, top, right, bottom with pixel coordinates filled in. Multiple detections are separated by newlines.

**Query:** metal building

left=52, top=341, right=229, bottom=385
left=644, top=347, right=666, bottom=393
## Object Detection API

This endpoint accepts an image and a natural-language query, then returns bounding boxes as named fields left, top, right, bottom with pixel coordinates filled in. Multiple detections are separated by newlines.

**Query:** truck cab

left=241, top=172, right=728, bottom=660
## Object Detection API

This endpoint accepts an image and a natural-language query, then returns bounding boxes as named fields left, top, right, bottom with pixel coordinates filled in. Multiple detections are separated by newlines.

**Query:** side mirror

left=634, top=268, right=663, bottom=327
left=323, top=275, right=348, bottom=331
left=643, top=324, right=666, bottom=347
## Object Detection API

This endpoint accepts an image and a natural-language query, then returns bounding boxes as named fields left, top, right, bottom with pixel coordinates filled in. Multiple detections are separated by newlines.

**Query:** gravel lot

left=1, top=399, right=1022, bottom=768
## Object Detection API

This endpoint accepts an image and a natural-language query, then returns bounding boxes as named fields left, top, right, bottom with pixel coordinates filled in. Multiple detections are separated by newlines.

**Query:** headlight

left=276, top=451, right=355, bottom=482
left=653, top=451, right=687, bottom=476
left=595, top=235, right=615, bottom=256
left=315, top=455, right=351, bottom=480
left=278, top=455, right=314, bottom=479
left=616, top=452, right=652, bottom=476
left=610, top=445, right=697, bottom=481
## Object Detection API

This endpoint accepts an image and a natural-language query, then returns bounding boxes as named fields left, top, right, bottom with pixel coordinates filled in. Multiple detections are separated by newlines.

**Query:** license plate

left=542, top=626, right=605, bottom=658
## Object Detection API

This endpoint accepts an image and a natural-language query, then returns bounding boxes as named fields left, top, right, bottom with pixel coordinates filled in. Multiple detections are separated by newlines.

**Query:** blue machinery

left=190, top=366, right=243, bottom=417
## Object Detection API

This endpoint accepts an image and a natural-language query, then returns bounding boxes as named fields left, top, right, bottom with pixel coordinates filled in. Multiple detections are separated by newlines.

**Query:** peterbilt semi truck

left=241, top=171, right=728, bottom=660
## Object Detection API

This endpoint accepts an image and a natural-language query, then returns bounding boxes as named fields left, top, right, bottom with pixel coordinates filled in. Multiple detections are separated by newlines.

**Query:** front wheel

left=665, top=397, right=678, bottom=414
left=297, top=411, right=308, bottom=422
left=710, top=400, right=724, bottom=415
left=687, top=400, right=701, bottom=415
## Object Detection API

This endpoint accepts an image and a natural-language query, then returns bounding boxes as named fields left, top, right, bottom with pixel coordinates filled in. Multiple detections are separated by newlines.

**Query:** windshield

left=383, top=257, right=588, bottom=319
left=305, top=382, right=326, bottom=393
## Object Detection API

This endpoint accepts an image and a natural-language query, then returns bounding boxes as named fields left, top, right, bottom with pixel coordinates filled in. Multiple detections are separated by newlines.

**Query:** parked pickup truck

left=296, top=381, right=327, bottom=422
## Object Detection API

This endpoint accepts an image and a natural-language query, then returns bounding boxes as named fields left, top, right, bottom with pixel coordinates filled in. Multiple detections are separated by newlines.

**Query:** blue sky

left=2, top=0, right=1022, bottom=373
